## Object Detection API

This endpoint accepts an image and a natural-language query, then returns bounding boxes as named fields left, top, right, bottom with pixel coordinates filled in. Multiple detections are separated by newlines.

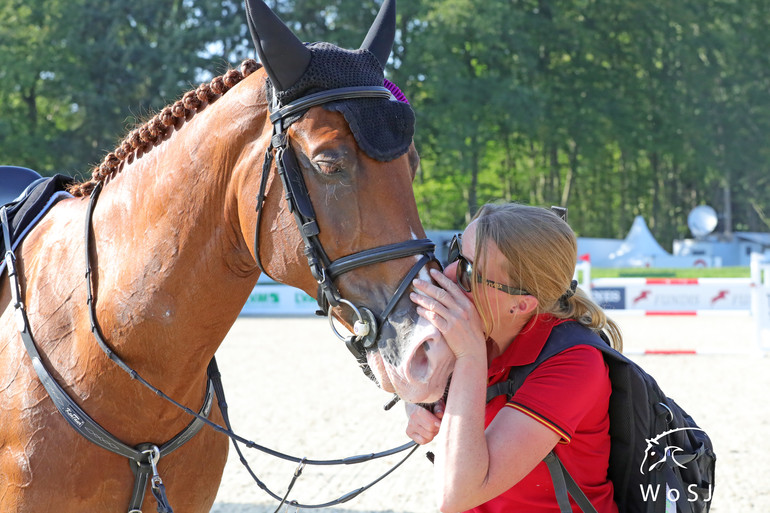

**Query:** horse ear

left=244, top=0, right=311, bottom=92
left=360, top=0, right=396, bottom=68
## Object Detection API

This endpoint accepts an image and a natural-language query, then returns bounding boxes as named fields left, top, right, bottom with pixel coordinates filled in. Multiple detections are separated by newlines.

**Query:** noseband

left=253, top=85, right=436, bottom=377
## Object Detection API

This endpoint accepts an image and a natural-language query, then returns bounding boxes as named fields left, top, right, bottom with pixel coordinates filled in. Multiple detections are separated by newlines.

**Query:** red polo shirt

left=467, top=314, right=618, bottom=513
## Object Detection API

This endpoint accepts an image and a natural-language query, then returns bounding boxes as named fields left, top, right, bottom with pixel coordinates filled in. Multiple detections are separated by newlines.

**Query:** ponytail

left=546, top=287, right=623, bottom=352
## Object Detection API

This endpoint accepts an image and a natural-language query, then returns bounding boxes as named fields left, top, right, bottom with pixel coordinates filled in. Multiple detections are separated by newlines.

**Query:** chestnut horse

left=0, top=1, right=455, bottom=512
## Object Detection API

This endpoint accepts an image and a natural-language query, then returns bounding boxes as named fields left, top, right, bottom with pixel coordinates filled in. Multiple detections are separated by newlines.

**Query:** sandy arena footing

left=209, top=313, right=769, bottom=512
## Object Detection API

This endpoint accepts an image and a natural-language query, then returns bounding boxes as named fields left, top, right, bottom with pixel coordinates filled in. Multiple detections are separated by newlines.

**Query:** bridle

left=253, top=84, right=437, bottom=378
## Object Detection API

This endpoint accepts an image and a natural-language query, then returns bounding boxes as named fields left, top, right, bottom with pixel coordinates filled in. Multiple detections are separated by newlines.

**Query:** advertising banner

left=241, top=284, right=318, bottom=316
left=241, top=274, right=757, bottom=316
left=592, top=278, right=752, bottom=312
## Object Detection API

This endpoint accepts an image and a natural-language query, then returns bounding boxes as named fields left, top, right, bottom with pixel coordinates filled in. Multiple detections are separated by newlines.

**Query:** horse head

left=241, top=0, right=454, bottom=405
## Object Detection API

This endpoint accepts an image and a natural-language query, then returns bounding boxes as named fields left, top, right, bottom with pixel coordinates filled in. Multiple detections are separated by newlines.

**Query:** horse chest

left=0, top=389, right=228, bottom=512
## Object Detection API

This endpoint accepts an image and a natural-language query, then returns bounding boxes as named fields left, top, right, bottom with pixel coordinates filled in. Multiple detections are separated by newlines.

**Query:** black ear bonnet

left=265, top=42, right=415, bottom=162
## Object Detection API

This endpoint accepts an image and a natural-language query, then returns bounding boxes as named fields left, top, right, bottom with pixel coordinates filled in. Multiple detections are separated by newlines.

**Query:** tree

left=0, top=0, right=250, bottom=178
left=3, top=0, right=769, bottom=241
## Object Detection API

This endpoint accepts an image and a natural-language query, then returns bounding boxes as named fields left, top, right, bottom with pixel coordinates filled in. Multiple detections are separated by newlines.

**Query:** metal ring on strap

left=328, top=299, right=371, bottom=341
left=658, top=402, right=675, bottom=424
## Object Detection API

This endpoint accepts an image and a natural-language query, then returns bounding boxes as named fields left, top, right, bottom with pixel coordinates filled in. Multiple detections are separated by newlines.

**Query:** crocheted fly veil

left=245, top=0, right=414, bottom=162
left=268, top=43, right=414, bottom=162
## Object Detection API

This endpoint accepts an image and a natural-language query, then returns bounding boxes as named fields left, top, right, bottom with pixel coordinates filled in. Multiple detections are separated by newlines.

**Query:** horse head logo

left=633, top=290, right=651, bottom=304
left=711, top=290, right=729, bottom=305
left=640, top=427, right=705, bottom=475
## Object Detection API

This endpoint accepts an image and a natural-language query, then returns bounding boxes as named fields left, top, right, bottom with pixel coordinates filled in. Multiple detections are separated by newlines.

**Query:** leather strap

left=253, top=145, right=275, bottom=279
left=326, top=239, right=435, bottom=281
left=544, top=451, right=599, bottom=513
left=269, top=86, right=392, bottom=123
left=663, top=462, right=695, bottom=513
left=3, top=201, right=215, bottom=513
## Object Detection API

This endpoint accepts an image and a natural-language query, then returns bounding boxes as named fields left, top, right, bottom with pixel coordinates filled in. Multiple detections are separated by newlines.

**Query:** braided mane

left=68, top=59, right=263, bottom=197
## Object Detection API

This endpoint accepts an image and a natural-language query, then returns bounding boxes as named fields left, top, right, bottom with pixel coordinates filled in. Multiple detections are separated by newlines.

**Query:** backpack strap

left=486, top=321, right=612, bottom=513
left=486, top=322, right=610, bottom=403
left=544, top=452, right=598, bottom=513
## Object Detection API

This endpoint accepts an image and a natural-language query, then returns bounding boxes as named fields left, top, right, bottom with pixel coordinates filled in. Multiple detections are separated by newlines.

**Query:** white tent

left=606, top=215, right=670, bottom=267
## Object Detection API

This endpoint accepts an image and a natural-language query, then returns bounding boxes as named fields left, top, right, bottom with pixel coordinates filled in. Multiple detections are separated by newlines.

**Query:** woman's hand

left=404, top=400, right=445, bottom=445
left=410, top=268, right=486, bottom=360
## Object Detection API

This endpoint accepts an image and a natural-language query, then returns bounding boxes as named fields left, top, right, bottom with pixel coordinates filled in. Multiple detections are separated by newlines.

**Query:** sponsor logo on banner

left=242, top=285, right=317, bottom=315
left=294, top=291, right=316, bottom=305
left=592, top=287, right=625, bottom=309
left=624, top=284, right=750, bottom=311
left=633, top=290, right=652, bottom=305
left=710, top=290, right=729, bottom=305
left=248, top=291, right=279, bottom=305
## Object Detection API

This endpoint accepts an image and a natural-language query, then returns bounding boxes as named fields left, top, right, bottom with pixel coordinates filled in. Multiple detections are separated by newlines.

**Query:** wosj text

left=640, top=484, right=713, bottom=503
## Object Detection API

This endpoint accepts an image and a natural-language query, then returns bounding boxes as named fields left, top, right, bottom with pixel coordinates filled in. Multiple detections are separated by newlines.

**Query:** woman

left=407, top=202, right=622, bottom=513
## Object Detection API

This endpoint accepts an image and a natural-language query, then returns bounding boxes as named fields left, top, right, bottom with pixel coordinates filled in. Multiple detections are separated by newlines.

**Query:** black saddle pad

left=1, top=174, right=75, bottom=276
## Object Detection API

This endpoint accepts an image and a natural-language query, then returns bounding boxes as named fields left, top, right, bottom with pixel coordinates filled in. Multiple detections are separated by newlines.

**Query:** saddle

left=0, top=174, right=75, bottom=276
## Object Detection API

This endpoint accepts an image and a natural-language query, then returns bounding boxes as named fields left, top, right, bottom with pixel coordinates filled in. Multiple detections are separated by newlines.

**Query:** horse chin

left=366, top=351, right=395, bottom=393
left=367, top=316, right=455, bottom=404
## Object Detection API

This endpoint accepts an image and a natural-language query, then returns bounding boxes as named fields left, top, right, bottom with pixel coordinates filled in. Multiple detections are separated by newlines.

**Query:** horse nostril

left=408, top=341, right=431, bottom=383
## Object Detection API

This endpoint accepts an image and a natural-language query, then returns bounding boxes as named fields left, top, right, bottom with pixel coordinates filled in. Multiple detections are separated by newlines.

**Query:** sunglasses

left=447, top=234, right=531, bottom=296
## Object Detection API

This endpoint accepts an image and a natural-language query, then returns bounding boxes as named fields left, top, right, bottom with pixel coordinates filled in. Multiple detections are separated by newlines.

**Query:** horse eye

left=316, top=161, right=343, bottom=176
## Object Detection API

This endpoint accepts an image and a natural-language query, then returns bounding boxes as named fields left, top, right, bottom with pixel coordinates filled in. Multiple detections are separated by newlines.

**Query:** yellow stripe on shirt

left=505, top=402, right=572, bottom=444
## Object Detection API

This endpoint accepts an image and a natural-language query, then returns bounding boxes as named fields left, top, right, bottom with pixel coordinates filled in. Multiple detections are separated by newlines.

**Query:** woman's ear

left=511, top=295, right=538, bottom=315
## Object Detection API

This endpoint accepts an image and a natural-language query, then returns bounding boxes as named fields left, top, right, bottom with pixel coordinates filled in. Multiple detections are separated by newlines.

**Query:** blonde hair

left=471, top=202, right=623, bottom=351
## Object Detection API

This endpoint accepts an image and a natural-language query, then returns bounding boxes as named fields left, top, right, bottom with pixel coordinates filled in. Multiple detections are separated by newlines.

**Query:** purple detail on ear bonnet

left=383, top=79, right=409, bottom=104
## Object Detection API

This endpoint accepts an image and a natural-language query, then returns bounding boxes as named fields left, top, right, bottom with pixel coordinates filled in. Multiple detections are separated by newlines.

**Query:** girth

left=253, top=85, right=437, bottom=379
left=1, top=205, right=215, bottom=513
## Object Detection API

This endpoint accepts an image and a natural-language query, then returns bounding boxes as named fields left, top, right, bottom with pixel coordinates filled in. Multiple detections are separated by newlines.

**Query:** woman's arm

left=435, top=354, right=560, bottom=512
left=411, top=269, right=561, bottom=512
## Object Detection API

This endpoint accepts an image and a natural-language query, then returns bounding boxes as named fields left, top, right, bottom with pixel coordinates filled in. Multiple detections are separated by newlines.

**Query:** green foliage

left=591, top=267, right=751, bottom=279
left=1, top=0, right=768, bottom=247
left=0, top=0, right=249, bottom=179
left=397, top=0, right=770, bottom=242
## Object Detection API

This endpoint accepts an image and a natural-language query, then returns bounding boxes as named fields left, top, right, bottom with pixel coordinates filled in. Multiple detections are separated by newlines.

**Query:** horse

left=0, top=1, right=456, bottom=511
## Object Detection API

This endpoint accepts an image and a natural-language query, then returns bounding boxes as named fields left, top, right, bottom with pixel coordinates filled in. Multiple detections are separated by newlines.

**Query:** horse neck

left=89, top=80, right=269, bottom=393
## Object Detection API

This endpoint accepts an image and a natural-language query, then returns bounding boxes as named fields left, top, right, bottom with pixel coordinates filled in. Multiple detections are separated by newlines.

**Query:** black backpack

left=486, top=321, right=715, bottom=513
